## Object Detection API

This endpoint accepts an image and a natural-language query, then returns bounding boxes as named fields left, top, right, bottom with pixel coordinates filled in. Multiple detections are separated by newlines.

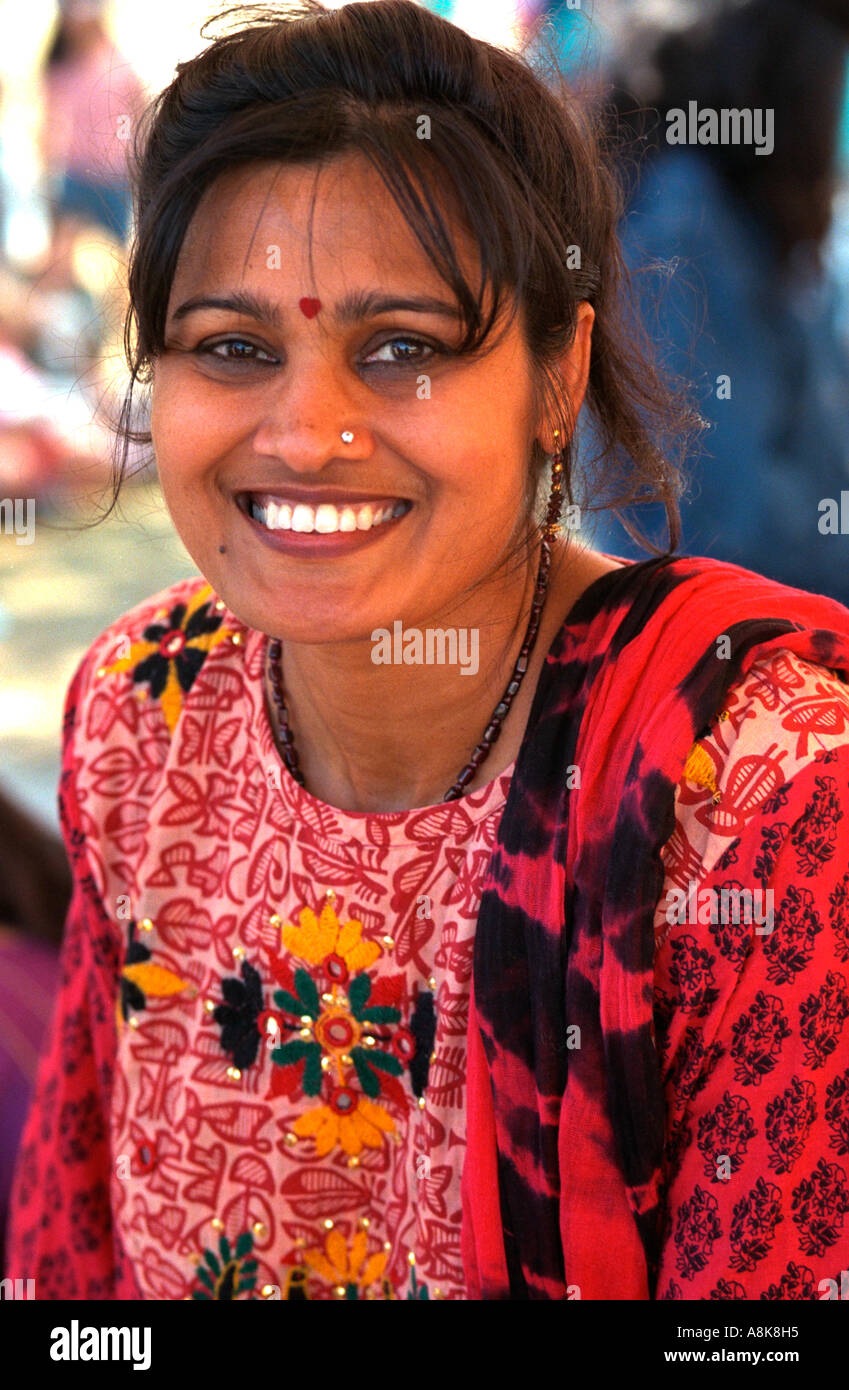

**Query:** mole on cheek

left=219, top=545, right=227, bottom=554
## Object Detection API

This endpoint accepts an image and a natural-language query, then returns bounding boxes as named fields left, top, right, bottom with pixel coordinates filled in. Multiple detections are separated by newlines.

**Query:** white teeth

left=250, top=497, right=408, bottom=533
left=314, top=504, right=339, bottom=533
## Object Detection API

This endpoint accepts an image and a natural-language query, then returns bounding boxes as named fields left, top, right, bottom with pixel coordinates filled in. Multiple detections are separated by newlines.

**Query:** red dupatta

left=461, top=554, right=849, bottom=1299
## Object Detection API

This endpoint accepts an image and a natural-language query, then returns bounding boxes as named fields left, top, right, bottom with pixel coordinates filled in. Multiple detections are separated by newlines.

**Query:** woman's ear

left=537, top=301, right=595, bottom=452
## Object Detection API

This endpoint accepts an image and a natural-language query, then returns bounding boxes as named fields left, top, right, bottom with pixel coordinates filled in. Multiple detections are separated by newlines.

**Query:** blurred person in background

left=40, top=0, right=146, bottom=246
left=585, top=0, right=849, bottom=605
left=0, top=785, right=68, bottom=1278
left=0, top=265, right=120, bottom=501
left=30, top=0, right=147, bottom=429
left=0, top=3, right=151, bottom=505
left=518, top=0, right=605, bottom=73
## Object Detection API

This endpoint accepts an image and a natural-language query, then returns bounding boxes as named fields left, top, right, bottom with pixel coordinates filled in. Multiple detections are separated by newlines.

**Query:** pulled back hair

left=115, top=0, right=705, bottom=553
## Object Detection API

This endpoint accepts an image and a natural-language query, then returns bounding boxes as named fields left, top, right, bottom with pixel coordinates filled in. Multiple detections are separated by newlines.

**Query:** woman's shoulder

left=56, top=576, right=252, bottom=905
left=63, top=574, right=247, bottom=751
left=569, top=551, right=849, bottom=681
left=662, top=644, right=849, bottom=905
left=72, top=573, right=218, bottom=680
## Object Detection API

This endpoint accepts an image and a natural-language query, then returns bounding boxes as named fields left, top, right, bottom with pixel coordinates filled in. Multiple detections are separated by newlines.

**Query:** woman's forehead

left=170, top=156, right=483, bottom=307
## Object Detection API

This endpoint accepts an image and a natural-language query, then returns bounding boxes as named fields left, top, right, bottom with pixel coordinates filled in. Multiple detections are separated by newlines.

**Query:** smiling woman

left=7, top=0, right=849, bottom=1305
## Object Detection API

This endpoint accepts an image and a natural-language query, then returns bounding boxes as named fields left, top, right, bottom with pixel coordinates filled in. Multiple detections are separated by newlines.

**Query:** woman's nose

left=249, top=356, right=372, bottom=471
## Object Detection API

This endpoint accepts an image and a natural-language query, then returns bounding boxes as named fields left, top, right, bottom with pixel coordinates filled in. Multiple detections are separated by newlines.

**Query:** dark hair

left=0, top=785, right=72, bottom=949
left=113, top=0, right=706, bottom=553
left=607, top=0, right=849, bottom=261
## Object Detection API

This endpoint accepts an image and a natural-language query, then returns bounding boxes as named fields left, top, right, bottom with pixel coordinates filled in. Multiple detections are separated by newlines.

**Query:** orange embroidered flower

left=305, top=1227, right=388, bottom=1297
left=117, top=920, right=191, bottom=1031
left=281, top=900, right=380, bottom=977
left=291, top=1088, right=395, bottom=1156
left=684, top=739, right=722, bottom=804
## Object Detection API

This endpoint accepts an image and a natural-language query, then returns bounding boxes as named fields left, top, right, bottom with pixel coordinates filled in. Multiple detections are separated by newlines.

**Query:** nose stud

left=341, top=430, right=354, bottom=444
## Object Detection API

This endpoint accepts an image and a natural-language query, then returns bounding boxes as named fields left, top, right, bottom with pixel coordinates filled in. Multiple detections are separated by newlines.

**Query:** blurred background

left=2, top=0, right=849, bottom=1268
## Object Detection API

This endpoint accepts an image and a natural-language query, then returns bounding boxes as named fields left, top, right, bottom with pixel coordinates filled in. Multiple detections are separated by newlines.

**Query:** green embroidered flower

left=192, top=1231, right=258, bottom=1300
left=407, top=1266, right=430, bottom=1300
left=268, top=961, right=404, bottom=1101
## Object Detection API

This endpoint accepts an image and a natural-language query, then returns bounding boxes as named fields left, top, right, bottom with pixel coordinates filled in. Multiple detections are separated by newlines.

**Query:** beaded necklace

left=265, top=537, right=553, bottom=802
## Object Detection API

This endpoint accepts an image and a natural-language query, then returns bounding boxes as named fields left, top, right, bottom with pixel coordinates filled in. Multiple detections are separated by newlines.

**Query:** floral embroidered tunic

left=6, top=574, right=849, bottom=1299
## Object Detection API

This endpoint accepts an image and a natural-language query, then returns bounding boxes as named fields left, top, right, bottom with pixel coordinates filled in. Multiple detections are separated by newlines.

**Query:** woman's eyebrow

left=336, top=289, right=462, bottom=323
left=168, top=288, right=462, bottom=326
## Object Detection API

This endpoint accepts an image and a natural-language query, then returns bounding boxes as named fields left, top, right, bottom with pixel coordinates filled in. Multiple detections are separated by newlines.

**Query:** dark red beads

left=266, top=638, right=305, bottom=787
left=442, top=538, right=552, bottom=801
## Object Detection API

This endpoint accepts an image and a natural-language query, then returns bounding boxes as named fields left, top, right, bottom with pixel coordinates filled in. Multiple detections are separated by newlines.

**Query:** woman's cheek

left=152, top=389, right=207, bottom=507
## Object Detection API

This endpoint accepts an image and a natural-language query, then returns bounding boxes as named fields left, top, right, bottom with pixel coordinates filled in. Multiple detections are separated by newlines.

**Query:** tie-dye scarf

left=462, top=553, right=849, bottom=1299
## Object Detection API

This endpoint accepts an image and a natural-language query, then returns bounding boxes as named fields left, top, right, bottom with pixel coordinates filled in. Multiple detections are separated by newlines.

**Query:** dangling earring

left=543, top=427, right=565, bottom=539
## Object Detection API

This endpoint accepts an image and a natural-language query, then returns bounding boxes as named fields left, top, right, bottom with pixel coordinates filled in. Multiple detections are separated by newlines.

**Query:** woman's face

left=151, top=154, right=553, bottom=643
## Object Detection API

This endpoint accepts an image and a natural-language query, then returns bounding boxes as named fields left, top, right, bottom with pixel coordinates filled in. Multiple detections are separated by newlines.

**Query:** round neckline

left=243, top=554, right=634, bottom=840
left=250, top=644, right=515, bottom=841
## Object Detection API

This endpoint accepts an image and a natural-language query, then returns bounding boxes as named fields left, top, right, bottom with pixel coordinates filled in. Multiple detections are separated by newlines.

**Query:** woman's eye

left=199, top=338, right=278, bottom=364
left=365, top=336, right=437, bottom=367
left=193, top=334, right=437, bottom=370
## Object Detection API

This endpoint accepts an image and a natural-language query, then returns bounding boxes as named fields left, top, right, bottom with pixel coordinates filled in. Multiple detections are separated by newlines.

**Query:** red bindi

left=298, top=297, right=321, bottom=318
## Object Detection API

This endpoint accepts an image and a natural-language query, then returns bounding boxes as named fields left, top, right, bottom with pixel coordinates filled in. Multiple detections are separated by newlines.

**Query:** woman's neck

left=265, top=540, right=622, bottom=813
